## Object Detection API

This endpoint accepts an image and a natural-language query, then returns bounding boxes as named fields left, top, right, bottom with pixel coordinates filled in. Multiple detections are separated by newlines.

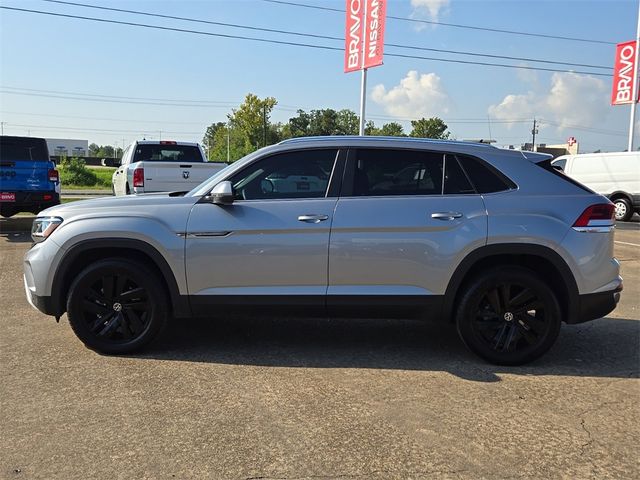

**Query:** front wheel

left=613, top=198, right=633, bottom=222
left=456, top=267, right=561, bottom=365
left=66, top=258, right=168, bottom=354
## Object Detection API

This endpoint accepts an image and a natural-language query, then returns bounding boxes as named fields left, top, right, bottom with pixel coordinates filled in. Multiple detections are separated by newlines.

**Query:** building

left=45, top=138, right=89, bottom=158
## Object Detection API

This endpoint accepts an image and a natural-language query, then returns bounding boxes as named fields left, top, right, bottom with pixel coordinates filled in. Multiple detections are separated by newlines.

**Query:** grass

left=59, top=166, right=115, bottom=190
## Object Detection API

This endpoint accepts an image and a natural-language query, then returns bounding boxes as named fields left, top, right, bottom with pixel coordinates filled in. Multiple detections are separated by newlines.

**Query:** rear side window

left=0, top=136, right=49, bottom=162
left=133, top=144, right=203, bottom=163
left=352, top=149, right=443, bottom=196
left=457, top=154, right=514, bottom=193
left=536, top=159, right=593, bottom=193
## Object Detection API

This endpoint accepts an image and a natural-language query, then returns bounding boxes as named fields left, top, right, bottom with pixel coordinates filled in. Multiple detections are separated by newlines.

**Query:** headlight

left=31, top=216, right=63, bottom=243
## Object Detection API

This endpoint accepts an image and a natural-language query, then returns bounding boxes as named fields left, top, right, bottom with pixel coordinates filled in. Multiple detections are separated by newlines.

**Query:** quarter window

left=456, top=154, right=513, bottom=193
left=229, top=149, right=337, bottom=200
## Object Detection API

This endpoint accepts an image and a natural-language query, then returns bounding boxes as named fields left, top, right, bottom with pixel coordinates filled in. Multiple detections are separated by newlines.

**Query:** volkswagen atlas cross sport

left=23, top=137, right=622, bottom=365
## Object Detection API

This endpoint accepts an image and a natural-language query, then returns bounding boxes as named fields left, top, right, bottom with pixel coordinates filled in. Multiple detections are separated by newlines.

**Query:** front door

left=185, top=148, right=342, bottom=315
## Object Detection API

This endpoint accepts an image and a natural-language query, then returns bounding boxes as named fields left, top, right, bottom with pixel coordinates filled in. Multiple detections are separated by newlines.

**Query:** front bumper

left=24, top=274, right=56, bottom=316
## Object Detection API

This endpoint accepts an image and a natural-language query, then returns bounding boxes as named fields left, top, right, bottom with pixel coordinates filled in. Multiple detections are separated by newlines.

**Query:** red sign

left=611, top=40, right=639, bottom=105
left=364, top=0, right=387, bottom=69
left=344, top=0, right=364, bottom=73
left=344, top=0, right=387, bottom=73
left=567, top=136, right=576, bottom=146
left=0, top=192, right=16, bottom=202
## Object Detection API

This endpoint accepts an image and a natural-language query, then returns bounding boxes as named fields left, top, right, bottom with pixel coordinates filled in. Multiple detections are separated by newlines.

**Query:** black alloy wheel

left=456, top=267, right=561, bottom=365
left=67, top=258, right=168, bottom=354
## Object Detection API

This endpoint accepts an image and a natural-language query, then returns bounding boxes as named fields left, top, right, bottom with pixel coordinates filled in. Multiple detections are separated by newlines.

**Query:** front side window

left=229, top=149, right=337, bottom=200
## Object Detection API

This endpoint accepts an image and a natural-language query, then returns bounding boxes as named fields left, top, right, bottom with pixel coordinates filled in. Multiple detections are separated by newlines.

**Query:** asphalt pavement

left=0, top=221, right=638, bottom=479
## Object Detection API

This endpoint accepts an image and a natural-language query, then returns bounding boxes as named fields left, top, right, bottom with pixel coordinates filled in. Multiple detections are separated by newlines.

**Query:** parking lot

left=1, top=217, right=638, bottom=480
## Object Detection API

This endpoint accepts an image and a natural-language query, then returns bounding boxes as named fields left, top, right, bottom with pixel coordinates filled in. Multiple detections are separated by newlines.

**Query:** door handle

left=298, top=214, right=329, bottom=223
left=431, top=212, right=463, bottom=220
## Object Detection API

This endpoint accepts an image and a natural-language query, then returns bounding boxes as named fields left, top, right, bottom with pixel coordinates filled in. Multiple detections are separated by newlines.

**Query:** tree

left=286, top=109, right=311, bottom=138
left=202, top=122, right=226, bottom=160
left=229, top=93, right=278, bottom=151
left=378, top=122, right=405, bottom=137
left=335, top=109, right=359, bottom=135
left=88, top=143, right=100, bottom=157
left=410, top=117, right=450, bottom=139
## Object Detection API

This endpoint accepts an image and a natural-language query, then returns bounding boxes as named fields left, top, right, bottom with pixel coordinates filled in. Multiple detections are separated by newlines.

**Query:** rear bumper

left=0, top=191, right=60, bottom=211
left=568, top=286, right=622, bottom=324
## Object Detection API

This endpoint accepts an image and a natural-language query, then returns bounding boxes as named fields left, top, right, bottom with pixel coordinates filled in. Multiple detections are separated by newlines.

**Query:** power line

left=0, top=6, right=612, bottom=77
left=262, top=0, right=617, bottom=46
left=0, top=110, right=208, bottom=125
left=38, top=0, right=611, bottom=71
left=2, top=122, right=202, bottom=135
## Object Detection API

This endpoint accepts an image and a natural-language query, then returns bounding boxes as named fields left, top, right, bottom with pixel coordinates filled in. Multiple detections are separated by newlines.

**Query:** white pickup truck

left=112, top=140, right=227, bottom=196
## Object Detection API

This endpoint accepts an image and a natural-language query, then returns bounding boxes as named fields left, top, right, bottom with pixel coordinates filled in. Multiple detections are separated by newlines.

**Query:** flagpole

left=359, top=68, right=367, bottom=136
left=358, top=0, right=368, bottom=136
left=628, top=0, right=640, bottom=151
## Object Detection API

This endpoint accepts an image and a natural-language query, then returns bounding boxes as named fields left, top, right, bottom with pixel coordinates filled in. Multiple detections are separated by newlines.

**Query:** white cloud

left=410, top=0, right=451, bottom=22
left=488, top=72, right=609, bottom=131
left=371, top=70, right=452, bottom=118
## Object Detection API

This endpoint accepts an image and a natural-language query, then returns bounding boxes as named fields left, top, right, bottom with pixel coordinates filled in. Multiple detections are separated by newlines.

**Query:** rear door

left=327, top=148, right=488, bottom=318
left=0, top=136, right=52, bottom=197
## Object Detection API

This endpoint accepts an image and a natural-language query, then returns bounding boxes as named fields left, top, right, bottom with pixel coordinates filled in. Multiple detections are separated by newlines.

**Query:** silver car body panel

left=24, top=136, right=621, bottom=322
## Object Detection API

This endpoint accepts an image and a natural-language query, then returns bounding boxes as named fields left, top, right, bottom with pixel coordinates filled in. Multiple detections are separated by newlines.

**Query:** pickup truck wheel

left=66, top=258, right=168, bottom=354
left=613, top=198, right=632, bottom=222
left=456, top=267, right=561, bottom=365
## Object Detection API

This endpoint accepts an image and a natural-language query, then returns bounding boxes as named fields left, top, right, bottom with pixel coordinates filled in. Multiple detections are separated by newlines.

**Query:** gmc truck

left=112, top=140, right=227, bottom=195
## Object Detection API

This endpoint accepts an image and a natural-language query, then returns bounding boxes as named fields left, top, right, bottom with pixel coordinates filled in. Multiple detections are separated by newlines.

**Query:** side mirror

left=210, top=181, right=234, bottom=205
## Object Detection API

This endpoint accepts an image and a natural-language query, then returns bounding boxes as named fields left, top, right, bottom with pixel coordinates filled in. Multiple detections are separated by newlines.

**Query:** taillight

left=573, top=204, right=615, bottom=228
left=133, top=168, right=144, bottom=187
left=43, top=194, right=53, bottom=201
left=48, top=169, right=59, bottom=183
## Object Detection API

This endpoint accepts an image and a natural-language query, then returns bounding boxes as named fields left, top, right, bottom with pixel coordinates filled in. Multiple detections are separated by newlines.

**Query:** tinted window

left=551, top=158, right=567, bottom=171
left=457, top=154, right=512, bottom=193
left=444, top=154, right=475, bottom=194
left=229, top=149, right=337, bottom=200
left=0, top=136, right=49, bottom=162
left=352, top=149, right=443, bottom=196
left=133, top=144, right=203, bottom=163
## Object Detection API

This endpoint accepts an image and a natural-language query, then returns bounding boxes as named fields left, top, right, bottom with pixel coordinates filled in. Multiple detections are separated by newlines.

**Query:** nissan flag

left=611, top=40, right=639, bottom=105
left=344, top=0, right=387, bottom=73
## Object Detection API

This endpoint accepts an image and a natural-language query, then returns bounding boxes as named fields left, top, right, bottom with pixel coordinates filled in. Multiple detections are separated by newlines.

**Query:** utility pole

left=531, top=118, right=538, bottom=151
left=1, top=121, right=4, bottom=135
left=263, top=104, right=267, bottom=148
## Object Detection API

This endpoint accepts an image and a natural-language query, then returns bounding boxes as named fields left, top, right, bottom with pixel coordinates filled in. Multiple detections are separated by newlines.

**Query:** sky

left=0, top=0, right=638, bottom=154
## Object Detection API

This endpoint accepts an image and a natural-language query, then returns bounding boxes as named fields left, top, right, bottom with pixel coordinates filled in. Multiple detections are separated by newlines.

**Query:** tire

left=613, top=197, right=633, bottom=222
left=1, top=208, right=16, bottom=218
left=66, top=258, right=168, bottom=354
left=455, top=266, right=561, bottom=365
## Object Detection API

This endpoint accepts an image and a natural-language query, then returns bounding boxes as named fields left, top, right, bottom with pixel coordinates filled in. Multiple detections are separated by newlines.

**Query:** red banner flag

left=344, top=0, right=387, bottom=73
left=611, top=40, right=639, bottom=105
left=344, top=0, right=365, bottom=73
left=363, top=0, right=387, bottom=69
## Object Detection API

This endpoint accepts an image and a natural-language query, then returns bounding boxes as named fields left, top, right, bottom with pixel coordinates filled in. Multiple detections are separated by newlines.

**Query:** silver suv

left=23, top=137, right=622, bottom=365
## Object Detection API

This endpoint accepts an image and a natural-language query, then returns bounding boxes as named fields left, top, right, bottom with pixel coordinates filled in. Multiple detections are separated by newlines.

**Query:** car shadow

left=0, top=231, right=32, bottom=243
left=136, top=315, right=640, bottom=382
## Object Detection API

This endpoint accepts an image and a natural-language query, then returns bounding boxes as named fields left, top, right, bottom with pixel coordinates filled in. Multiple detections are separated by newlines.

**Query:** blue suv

left=0, top=135, right=60, bottom=218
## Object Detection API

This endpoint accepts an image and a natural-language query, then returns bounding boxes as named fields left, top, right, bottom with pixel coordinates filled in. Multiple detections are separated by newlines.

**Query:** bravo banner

left=611, top=40, right=639, bottom=105
left=344, top=0, right=387, bottom=73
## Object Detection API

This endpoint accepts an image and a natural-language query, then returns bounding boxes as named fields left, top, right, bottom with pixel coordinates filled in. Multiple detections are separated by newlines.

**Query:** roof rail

left=278, top=135, right=494, bottom=148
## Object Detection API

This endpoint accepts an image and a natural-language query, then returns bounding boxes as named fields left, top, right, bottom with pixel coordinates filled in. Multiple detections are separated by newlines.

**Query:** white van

left=552, top=152, right=639, bottom=221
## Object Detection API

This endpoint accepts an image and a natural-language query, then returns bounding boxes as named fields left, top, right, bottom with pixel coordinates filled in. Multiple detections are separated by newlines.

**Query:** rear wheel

left=456, top=267, right=561, bottom=365
left=66, top=258, right=168, bottom=354
left=613, top=197, right=633, bottom=222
